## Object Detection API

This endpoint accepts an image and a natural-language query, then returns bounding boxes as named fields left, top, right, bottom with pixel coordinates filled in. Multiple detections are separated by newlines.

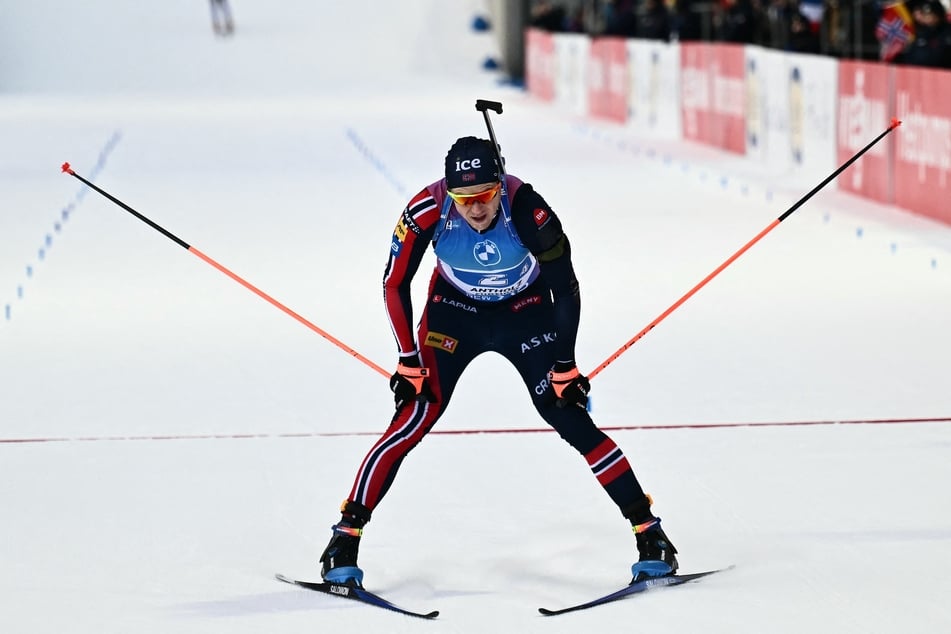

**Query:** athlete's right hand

left=549, top=361, right=590, bottom=409
left=389, top=358, right=436, bottom=409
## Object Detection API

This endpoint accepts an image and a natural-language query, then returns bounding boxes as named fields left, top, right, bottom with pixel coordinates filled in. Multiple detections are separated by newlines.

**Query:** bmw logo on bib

left=473, top=240, right=502, bottom=266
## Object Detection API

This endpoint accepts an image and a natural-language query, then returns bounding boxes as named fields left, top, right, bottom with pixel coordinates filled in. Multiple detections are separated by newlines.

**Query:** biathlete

left=319, top=136, right=678, bottom=585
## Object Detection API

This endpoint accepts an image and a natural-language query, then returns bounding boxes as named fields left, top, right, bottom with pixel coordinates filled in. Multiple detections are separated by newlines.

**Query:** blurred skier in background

left=210, top=0, right=234, bottom=36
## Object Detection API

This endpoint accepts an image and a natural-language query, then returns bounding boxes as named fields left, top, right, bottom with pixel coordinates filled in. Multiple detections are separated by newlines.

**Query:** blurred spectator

left=531, top=1, right=568, bottom=31
left=638, top=0, right=674, bottom=39
left=895, top=0, right=951, bottom=67
left=210, top=0, right=234, bottom=36
left=788, top=7, right=822, bottom=51
left=673, top=0, right=709, bottom=40
left=604, top=0, right=640, bottom=35
left=716, top=0, right=761, bottom=42
left=763, top=0, right=794, bottom=48
left=562, top=5, right=587, bottom=32
left=822, top=0, right=880, bottom=59
left=521, top=0, right=950, bottom=69
left=763, top=0, right=821, bottom=52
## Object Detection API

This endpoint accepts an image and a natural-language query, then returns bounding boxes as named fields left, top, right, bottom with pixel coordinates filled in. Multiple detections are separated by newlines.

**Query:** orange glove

left=389, top=360, right=435, bottom=409
left=549, top=361, right=590, bottom=409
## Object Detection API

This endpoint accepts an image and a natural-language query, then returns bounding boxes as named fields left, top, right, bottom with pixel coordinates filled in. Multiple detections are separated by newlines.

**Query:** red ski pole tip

left=891, top=118, right=902, bottom=128
left=61, top=162, right=74, bottom=174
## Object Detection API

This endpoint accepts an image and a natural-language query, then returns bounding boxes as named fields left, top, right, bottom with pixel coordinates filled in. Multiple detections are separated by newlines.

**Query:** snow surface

left=2, top=2, right=951, bottom=632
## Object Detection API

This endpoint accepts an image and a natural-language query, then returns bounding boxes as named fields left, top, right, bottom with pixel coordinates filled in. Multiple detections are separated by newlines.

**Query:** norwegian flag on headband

left=875, top=2, right=915, bottom=62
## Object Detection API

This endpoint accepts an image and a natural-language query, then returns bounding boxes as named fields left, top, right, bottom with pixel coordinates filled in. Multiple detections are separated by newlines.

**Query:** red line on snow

left=1, top=417, right=950, bottom=445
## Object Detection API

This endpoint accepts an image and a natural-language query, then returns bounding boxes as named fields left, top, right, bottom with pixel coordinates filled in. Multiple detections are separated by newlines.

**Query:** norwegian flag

left=875, top=2, right=915, bottom=62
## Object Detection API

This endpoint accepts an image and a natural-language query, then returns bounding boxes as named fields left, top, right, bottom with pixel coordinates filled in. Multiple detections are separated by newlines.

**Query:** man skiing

left=209, top=0, right=234, bottom=36
left=319, top=136, right=678, bottom=585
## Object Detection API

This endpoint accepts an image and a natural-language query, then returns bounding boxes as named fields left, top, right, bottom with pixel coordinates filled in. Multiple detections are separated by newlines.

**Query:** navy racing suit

left=345, top=173, right=649, bottom=520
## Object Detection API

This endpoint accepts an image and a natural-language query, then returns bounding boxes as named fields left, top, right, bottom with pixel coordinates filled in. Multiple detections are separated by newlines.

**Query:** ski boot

left=624, top=496, right=678, bottom=583
left=319, top=500, right=371, bottom=585
left=631, top=517, right=678, bottom=582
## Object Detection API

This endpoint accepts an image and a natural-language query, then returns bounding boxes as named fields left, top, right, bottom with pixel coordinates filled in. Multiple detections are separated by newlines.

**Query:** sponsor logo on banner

left=680, top=43, right=745, bottom=154
left=526, top=29, right=556, bottom=101
left=788, top=54, right=838, bottom=184
left=425, top=331, right=459, bottom=353
left=893, top=67, right=951, bottom=224
left=649, top=49, right=660, bottom=126
left=588, top=37, right=627, bottom=122
left=626, top=40, right=680, bottom=137
left=789, top=66, right=804, bottom=164
left=746, top=57, right=761, bottom=150
left=837, top=62, right=890, bottom=202
left=897, top=92, right=951, bottom=186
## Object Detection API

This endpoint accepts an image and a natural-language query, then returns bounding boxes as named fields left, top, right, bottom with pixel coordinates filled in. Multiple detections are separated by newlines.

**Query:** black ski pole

left=589, top=118, right=902, bottom=379
left=60, top=162, right=389, bottom=378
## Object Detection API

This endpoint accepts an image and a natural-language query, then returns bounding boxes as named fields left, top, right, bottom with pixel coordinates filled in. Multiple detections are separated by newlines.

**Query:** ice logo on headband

left=473, top=240, right=502, bottom=266
left=455, top=158, right=482, bottom=171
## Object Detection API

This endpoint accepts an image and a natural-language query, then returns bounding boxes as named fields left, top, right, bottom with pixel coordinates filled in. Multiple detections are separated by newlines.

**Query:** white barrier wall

left=788, top=54, right=839, bottom=187
left=554, top=34, right=590, bottom=116
left=745, top=48, right=787, bottom=170
left=745, top=49, right=839, bottom=188
left=626, top=40, right=682, bottom=139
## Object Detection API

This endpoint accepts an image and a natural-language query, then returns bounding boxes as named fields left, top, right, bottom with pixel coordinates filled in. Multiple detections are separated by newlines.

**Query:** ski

left=539, top=567, right=733, bottom=616
left=275, top=573, right=439, bottom=620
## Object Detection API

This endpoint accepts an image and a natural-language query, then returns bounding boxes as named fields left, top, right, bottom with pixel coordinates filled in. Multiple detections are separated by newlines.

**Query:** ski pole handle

left=475, top=99, right=503, bottom=114
left=475, top=99, right=506, bottom=177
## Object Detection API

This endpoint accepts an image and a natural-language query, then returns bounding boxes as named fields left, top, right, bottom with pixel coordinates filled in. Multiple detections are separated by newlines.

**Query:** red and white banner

left=836, top=62, right=893, bottom=203
left=524, top=33, right=951, bottom=227
left=893, top=66, right=951, bottom=225
left=587, top=37, right=628, bottom=123
left=681, top=43, right=745, bottom=154
left=525, top=29, right=555, bottom=102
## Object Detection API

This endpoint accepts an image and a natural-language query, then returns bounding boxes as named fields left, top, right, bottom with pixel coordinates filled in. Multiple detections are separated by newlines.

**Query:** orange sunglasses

left=447, top=182, right=501, bottom=206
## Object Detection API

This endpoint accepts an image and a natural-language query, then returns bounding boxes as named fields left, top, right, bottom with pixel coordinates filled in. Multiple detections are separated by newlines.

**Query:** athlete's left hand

left=549, top=361, right=590, bottom=409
